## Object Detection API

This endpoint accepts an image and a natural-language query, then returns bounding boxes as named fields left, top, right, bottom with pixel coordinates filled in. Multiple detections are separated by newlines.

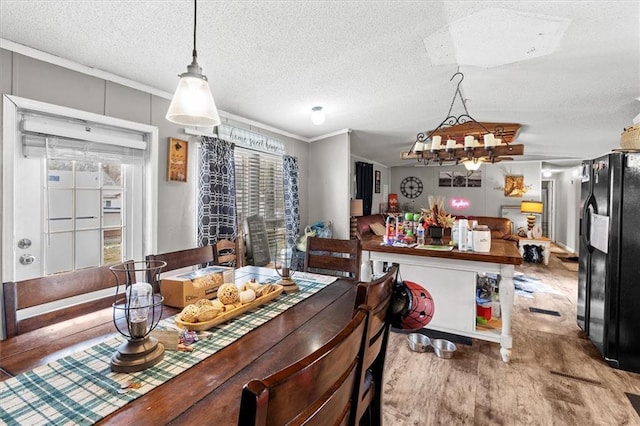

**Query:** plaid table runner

left=0, top=275, right=336, bottom=426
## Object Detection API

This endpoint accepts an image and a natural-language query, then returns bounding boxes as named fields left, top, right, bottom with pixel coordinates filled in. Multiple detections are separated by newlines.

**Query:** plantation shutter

left=234, top=148, right=285, bottom=258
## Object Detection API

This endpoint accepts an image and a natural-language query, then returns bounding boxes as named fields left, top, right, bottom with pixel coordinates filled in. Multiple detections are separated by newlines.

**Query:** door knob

left=18, top=238, right=32, bottom=249
left=19, top=254, right=35, bottom=265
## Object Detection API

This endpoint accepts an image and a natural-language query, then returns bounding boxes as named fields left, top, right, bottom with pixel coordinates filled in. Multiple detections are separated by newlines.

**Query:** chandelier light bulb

left=311, top=106, right=326, bottom=125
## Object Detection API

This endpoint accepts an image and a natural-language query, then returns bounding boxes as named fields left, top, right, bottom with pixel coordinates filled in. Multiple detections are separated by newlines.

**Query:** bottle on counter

left=451, top=220, right=459, bottom=246
left=416, top=222, right=425, bottom=245
left=458, top=219, right=469, bottom=251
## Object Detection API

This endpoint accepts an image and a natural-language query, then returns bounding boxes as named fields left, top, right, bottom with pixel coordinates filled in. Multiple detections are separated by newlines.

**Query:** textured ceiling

left=1, top=1, right=638, bottom=167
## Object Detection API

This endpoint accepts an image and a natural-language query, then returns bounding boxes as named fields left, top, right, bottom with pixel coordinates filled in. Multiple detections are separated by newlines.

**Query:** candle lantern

left=110, top=260, right=167, bottom=373
left=275, top=242, right=299, bottom=294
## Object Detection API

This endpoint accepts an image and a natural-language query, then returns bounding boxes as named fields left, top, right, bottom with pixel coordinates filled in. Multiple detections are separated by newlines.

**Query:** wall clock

left=400, top=176, right=423, bottom=199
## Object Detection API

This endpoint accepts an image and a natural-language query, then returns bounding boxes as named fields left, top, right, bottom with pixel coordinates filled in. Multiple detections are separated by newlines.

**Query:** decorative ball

left=217, top=283, right=240, bottom=305
left=401, top=280, right=435, bottom=330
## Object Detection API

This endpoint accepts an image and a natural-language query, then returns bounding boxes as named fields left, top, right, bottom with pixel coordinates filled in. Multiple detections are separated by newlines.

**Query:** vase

left=428, top=226, right=444, bottom=245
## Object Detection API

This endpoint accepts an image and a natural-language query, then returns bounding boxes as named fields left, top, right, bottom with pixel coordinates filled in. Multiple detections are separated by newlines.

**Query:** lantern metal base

left=110, top=336, right=165, bottom=373
left=278, top=276, right=299, bottom=294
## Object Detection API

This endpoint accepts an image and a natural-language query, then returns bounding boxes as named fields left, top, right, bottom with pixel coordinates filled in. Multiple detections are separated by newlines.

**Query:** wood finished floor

left=382, top=247, right=640, bottom=425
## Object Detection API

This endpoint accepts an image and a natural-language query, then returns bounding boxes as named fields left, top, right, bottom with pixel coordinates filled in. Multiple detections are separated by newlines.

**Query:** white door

left=2, top=95, right=159, bottom=282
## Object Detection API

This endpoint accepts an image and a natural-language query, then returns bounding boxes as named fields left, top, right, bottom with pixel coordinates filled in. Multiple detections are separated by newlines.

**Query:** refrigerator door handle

left=581, top=194, right=596, bottom=252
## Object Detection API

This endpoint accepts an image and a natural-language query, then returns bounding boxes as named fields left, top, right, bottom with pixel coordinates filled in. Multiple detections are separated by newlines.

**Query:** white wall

left=390, top=161, right=542, bottom=217
left=309, top=132, right=351, bottom=239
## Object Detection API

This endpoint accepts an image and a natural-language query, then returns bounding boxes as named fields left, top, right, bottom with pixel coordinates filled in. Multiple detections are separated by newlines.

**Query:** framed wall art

left=504, top=175, right=527, bottom=197
left=375, top=170, right=381, bottom=193
left=168, top=138, right=188, bottom=182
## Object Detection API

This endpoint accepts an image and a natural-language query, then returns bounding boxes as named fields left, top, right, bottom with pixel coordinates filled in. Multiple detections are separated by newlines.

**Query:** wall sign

left=168, top=138, right=188, bottom=182
left=449, top=198, right=470, bottom=210
left=218, top=124, right=284, bottom=155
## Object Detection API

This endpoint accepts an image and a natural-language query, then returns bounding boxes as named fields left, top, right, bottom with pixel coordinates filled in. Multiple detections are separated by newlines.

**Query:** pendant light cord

left=192, top=0, right=198, bottom=59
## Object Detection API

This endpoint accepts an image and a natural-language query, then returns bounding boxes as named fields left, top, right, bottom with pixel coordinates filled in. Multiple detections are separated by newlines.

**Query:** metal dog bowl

left=431, top=339, right=457, bottom=359
left=407, top=333, right=431, bottom=352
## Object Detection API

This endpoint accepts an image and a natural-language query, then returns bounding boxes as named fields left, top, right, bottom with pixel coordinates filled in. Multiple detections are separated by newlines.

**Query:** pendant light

left=166, top=0, right=221, bottom=127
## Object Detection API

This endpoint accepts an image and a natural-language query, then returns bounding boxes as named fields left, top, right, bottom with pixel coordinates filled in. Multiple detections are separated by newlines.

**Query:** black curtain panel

left=356, top=161, right=374, bottom=216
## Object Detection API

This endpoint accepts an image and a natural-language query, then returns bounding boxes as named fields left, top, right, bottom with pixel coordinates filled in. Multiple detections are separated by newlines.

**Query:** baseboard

left=555, top=241, right=576, bottom=254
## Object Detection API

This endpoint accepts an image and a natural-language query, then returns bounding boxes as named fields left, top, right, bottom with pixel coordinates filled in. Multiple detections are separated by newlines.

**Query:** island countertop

left=361, top=237, right=523, bottom=266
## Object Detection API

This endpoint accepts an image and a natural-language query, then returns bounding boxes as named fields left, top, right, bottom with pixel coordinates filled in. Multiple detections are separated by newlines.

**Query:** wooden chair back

left=238, top=307, right=369, bottom=426
left=3, top=261, right=133, bottom=338
left=215, top=239, right=238, bottom=267
left=352, top=263, right=399, bottom=426
left=303, top=237, right=361, bottom=281
left=145, top=246, right=215, bottom=293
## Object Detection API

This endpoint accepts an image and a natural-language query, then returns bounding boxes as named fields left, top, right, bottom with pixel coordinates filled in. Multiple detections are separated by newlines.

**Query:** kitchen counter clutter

left=361, top=237, right=522, bottom=362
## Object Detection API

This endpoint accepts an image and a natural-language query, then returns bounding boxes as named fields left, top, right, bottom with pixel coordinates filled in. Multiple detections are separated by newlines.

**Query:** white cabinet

left=363, top=249, right=515, bottom=362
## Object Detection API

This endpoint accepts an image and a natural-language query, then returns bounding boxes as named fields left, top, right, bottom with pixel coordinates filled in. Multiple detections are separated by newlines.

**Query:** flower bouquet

left=421, top=195, right=455, bottom=229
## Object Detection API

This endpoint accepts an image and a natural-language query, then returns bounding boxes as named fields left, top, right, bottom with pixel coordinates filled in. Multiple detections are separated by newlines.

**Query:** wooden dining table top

left=0, top=272, right=357, bottom=425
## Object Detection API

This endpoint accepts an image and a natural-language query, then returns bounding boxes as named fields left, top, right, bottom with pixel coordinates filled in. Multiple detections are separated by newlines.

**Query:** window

left=45, top=159, right=126, bottom=273
left=234, top=148, right=285, bottom=257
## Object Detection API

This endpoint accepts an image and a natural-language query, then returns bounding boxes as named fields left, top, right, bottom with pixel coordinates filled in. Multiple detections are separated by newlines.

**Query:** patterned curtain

left=198, top=137, right=237, bottom=249
left=283, top=155, right=301, bottom=270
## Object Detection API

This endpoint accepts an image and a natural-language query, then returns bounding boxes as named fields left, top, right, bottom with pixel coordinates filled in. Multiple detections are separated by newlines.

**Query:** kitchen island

left=361, top=238, right=522, bottom=362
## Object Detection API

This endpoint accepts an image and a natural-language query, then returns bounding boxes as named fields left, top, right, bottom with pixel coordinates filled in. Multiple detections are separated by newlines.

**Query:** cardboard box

left=161, top=266, right=234, bottom=308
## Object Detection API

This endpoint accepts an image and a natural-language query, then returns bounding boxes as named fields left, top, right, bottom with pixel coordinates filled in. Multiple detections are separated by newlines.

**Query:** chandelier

left=403, top=72, right=523, bottom=170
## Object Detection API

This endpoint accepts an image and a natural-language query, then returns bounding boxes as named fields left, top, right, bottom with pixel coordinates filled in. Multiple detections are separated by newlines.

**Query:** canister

left=472, top=225, right=492, bottom=253
left=457, top=219, right=468, bottom=251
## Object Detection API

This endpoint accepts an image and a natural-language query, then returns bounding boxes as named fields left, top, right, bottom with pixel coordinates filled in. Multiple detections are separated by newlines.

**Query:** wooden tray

left=174, top=284, right=284, bottom=331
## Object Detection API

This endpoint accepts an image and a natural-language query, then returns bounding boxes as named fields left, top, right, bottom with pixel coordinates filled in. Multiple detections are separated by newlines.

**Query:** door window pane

left=75, top=229, right=101, bottom=269
left=45, top=232, right=73, bottom=274
left=104, top=229, right=122, bottom=265
left=75, top=161, right=100, bottom=188
left=44, top=159, right=125, bottom=271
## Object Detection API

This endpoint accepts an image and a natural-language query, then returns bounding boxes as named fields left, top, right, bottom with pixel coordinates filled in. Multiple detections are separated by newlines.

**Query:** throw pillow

left=370, top=222, right=387, bottom=236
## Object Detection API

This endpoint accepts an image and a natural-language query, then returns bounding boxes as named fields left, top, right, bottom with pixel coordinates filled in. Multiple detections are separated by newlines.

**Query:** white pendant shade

left=462, top=159, right=483, bottom=171
left=166, top=74, right=220, bottom=127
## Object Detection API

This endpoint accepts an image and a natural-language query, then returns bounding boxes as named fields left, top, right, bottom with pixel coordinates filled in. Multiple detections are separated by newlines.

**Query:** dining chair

left=215, top=238, right=239, bottom=267
left=145, top=246, right=215, bottom=293
left=352, top=263, right=399, bottom=426
left=238, top=307, right=370, bottom=426
left=303, top=236, right=361, bottom=281
left=2, top=261, right=133, bottom=338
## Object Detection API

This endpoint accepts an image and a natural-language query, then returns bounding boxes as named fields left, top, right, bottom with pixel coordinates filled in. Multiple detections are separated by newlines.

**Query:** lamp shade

left=462, top=159, right=483, bottom=171
left=521, top=201, right=543, bottom=214
left=166, top=69, right=221, bottom=127
left=350, top=199, right=364, bottom=217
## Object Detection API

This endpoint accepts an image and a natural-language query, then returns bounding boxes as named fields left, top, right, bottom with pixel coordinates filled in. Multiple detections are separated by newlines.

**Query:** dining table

left=0, top=266, right=357, bottom=425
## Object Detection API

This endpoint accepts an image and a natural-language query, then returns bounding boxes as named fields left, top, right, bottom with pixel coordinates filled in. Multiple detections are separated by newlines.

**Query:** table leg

left=543, top=243, right=550, bottom=266
left=499, top=265, right=514, bottom=362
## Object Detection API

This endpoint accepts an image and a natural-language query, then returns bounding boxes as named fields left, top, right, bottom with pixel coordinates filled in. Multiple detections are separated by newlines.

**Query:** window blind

left=20, top=113, right=147, bottom=164
left=234, top=148, right=285, bottom=257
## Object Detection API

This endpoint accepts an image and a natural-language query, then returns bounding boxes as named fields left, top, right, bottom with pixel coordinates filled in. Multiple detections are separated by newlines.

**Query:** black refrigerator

left=578, top=151, right=640, bottom=373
